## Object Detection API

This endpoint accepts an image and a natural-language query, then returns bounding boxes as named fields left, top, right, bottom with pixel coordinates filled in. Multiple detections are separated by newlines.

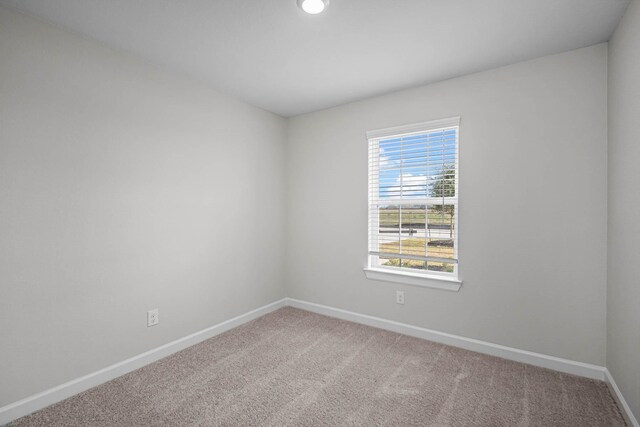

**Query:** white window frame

left=364, top=117, right=461, bottom=292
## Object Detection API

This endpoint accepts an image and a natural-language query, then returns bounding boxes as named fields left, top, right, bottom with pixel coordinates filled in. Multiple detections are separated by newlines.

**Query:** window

left=365, top=117, right=460, bottom=290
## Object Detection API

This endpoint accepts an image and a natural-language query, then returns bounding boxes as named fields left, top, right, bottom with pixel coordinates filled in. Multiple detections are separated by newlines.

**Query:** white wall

left=608, top=0, right=640, bottom=420
left=286, top=44, right=608, bottom=365
left=0, top=6, right=286, bottom=407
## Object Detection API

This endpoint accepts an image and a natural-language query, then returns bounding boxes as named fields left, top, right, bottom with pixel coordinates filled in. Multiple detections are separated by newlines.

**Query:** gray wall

left=608, top=0, right=640, bottom=420
left=286, top=44, right=608, bottom=366
left=0, top=7, right=287, bottom=406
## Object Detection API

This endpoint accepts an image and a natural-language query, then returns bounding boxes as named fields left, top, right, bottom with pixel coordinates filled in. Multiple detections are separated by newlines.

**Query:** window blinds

left=367, top=118, right=459, bottom=276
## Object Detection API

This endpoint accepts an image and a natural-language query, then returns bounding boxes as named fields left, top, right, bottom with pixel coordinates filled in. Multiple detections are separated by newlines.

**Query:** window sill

left=363, top=267, right=462, bottom=292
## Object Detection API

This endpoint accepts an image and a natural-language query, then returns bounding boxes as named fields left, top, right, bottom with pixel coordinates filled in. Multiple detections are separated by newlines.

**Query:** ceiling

left=0, top=0, right=629, bottom=117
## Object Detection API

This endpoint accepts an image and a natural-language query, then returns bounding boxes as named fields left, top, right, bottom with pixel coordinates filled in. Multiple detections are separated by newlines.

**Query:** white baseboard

left=4, top=297, right=635, bottom=427
left=285, top=298, right=607, bottom=381
left=605, top=369, right=639, bottom=427
left=0, top=298, right=287, bottom=426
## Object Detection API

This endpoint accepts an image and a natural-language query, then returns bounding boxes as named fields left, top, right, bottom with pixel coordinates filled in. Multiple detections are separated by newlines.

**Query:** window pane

left=380, top=256, right=401, bottom=268
left=427, top=238, right=454, bottom=260
left=429, top=164, right=456, bottom=198
left=402, top=168, right=428, bottom=199
left=401, top=259, right=427, bottom=269
left=402, top=259, right=425, bottom=270
left=426, top=205, right=456, bottom=241
left=427, top=261, right=455, bottom=273
left=379, top=171, right=401, bottom=199
left=378, top=205, right=400, bottom=254
left=400, top=204, right=426, bottom=257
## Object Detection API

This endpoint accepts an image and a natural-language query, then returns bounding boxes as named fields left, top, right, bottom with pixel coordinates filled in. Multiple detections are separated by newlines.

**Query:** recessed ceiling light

left=297, top=0, right=329, bottom=15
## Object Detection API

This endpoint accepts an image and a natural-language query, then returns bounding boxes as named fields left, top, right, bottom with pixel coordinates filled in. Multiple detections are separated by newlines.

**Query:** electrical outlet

left=396, top=290, right=405, bottom=305
left=147, top=309, right=159, bottom=327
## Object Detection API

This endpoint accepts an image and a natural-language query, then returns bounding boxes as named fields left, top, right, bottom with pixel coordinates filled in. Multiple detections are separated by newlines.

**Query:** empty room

left=1, top=0, right=638, bottom=426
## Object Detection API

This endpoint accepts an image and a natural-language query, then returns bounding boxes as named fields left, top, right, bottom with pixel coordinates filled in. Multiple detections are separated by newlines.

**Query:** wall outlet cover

left=147, top=309, right=159, bottom=327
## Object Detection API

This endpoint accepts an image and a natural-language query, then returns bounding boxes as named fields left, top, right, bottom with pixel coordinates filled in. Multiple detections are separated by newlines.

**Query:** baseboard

left=605, top=369, right=639, bottom=427
left=2, top=297, right=630, bottom=426
left=0, top=298, right=287, bottom=426
left=285, top=298, right=607, bottom=381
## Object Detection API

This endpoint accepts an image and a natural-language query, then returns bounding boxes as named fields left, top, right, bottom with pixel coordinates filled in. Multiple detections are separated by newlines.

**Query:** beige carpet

left=11, top=307, right=626, bottom=426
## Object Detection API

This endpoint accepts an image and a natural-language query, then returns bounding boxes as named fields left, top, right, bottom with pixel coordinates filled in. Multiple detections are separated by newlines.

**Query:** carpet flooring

left=10, top=307, right=626, bottom=426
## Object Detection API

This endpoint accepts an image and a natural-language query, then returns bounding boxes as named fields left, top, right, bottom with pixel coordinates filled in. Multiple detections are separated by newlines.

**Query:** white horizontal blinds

left=368, top=119, right=459, bottom=275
